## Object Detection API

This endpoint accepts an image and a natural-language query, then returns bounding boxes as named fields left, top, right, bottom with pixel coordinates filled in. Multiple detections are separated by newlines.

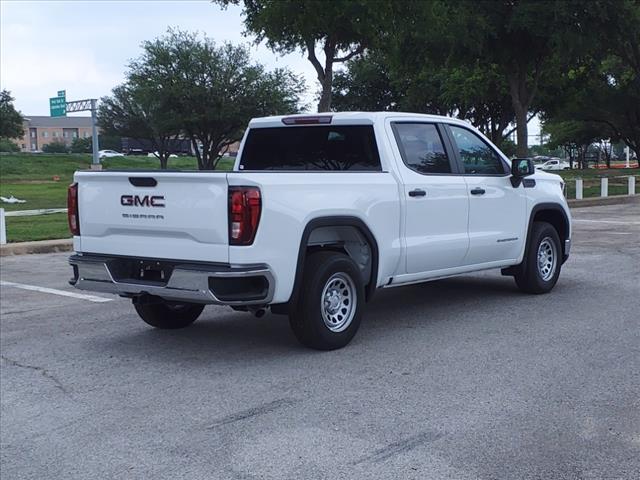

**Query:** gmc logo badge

left=121, top=195, right=165, bottom=208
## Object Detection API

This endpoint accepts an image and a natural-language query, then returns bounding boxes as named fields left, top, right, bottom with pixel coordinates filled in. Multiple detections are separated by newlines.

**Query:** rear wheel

left=514, top=221, right=562, bottom=294
left=134, top=300, right=204, bottom=329
left=289, top=251, right=364, bottom=350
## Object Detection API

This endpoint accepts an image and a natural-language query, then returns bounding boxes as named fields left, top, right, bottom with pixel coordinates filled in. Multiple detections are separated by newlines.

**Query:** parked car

left=535, top=158, right=570, bottom=171
left=67, top=113, right=571, bottom=350
left=98, top=150, right=124, bottom=159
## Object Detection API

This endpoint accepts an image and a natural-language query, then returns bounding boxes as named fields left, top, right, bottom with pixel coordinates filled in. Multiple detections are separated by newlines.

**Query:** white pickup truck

left=68, top=112, right=571, bottom=350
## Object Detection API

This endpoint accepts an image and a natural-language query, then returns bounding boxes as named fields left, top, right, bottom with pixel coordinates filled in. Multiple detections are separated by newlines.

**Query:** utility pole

left=90, top=99, right=99, bottom=169
left=65, top=99, right=100, bottom=169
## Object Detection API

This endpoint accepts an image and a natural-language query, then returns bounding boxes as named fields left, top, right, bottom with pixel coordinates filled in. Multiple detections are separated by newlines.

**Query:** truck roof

left=248, top=112, right=474, bottom=128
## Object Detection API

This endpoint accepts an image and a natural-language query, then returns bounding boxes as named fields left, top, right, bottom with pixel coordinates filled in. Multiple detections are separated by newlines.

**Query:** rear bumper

left=69, top=253, right=274, bottom=306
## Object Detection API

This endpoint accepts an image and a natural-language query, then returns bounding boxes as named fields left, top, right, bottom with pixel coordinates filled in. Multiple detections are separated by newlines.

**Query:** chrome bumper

left=69, top=254, right=274, bottom=305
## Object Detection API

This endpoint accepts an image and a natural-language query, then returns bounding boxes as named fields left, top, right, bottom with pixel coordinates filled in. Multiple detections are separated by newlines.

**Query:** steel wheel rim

left=537, top=237, right=557, bottom=281
left=321, top=272, right=356, bottom=333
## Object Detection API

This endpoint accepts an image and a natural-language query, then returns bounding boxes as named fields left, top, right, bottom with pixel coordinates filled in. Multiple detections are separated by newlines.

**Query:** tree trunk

left=507, top=65, right=541, bottom=158
left=317, top=75, right=333, bottom=113
left=160, top=155, right=168, bottom=170
left=513, top=104, right=528, bottom=158
left=317, top=41, right=334, bottom=113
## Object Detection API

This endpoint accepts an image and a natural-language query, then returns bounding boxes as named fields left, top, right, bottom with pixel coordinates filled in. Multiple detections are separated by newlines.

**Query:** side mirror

left=510, top=158, right=534, bottom=187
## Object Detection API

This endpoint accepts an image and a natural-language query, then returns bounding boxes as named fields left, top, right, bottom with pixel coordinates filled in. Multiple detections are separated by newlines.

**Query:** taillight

left=67, top=182, right=80, bottom=236
left=228, top=186, right=261, bottom=245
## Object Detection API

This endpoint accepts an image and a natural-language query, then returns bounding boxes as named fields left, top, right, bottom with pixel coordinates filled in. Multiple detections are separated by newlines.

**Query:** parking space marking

left=0, top=281, right=113, bottom=303
left=573, top=219, right=640, bottom=225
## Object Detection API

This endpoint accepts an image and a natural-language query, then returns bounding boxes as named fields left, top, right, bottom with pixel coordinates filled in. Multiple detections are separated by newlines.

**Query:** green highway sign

left=57, top=90, right=66, bottom=97
left=50, top=96, right=66, bottom=117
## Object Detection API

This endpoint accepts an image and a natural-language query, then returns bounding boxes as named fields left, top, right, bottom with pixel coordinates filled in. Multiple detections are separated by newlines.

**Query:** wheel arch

left=289, top=216, right=380, bottom=305
left=527, top=203, right=570, bottom=262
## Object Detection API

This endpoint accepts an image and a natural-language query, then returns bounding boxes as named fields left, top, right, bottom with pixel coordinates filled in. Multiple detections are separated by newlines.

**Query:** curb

left=0, top=238, right=73, bottom=257
left=567, top=195, right=639, bottom=208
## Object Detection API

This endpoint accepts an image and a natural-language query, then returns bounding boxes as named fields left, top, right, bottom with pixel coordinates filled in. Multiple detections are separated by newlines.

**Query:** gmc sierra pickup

left=68, top=112, right=571, bottom=350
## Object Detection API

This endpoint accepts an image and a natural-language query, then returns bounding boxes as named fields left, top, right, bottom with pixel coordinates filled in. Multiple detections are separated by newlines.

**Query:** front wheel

left=289, top=251, right=364, bottom=350
left=134, top=300, right=204, bottom=329
left=514, top=221, right=562, bottom=294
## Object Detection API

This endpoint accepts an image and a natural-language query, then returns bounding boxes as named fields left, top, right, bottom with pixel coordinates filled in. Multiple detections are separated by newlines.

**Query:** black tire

left=134, top=300, right=204, bottom=329
left=514, top=221, right=562, bottom=294
left=289, top=251, right=364, bottom=350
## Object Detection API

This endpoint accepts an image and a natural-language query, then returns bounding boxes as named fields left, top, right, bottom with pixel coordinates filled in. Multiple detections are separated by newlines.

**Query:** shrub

left=71, top=137, right=91, bottom=153
left=0, top=137, right=20, bottom=152
left=42, top=140, right=69, bottom=153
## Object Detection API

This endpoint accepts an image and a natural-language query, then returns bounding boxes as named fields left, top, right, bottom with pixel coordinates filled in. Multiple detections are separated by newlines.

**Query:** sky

left=0, top=0, right=318, bottom=115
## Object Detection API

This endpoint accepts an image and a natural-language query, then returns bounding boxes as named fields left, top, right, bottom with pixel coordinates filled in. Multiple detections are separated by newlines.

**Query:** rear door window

left=392, top=123, right=453, bottom=174
left=239, top=125, right=381, bottom=171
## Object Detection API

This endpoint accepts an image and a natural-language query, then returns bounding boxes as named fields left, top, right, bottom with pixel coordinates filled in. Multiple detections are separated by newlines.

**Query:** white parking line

left=0, top=281, right=113, bottom=303
left=573, top=219, right=640, bottom=225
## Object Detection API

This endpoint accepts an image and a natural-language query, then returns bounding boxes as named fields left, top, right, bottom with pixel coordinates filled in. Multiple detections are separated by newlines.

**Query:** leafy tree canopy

left=0, top=90, right=24, bottom=140
left=217, top=0, right=377, bottom=112
left=129, top=29, right=304, bottom=170
left=100, top=29, right=304, bottom=170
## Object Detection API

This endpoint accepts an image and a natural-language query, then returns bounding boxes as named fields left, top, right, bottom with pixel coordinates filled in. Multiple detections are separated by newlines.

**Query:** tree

left=130, top=29, right=304, bottom=170
left=332, top=50, right=516, bottom=149
left=99, top=82, right=181, bottom=169
left=540, top=0, right=640, bottom=158
left=441, top=0, right=591, bottom=158
left=0, top=90, right=24, bottom=140
left=544, top=120, right=602, bottom=169
left=217, top=0, right=375, bottom=112
left=332, top=52, right=399, bottom=112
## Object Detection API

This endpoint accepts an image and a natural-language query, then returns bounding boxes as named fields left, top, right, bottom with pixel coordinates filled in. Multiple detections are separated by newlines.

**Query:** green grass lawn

left=4, top=213, right=70, bottom=243
left=0, top=182, right=68, bottom=211
left=0, top=153, right=233, bottom=242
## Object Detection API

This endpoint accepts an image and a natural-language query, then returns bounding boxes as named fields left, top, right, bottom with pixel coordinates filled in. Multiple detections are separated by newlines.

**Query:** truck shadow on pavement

left=92, top=272, right=548, bottom=362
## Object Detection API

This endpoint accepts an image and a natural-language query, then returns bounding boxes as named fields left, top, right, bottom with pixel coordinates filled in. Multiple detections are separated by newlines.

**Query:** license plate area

left=107, top=258, right=175, bottom=285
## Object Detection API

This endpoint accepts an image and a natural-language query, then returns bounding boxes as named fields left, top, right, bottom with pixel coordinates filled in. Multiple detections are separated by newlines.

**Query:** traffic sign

left=57, top=90, right=66, bottom=97
left=49, top=96, right=66, bottom=117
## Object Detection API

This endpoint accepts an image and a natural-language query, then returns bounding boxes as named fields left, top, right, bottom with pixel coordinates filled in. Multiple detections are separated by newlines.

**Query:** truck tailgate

left=75, top=171, right=229, bottom=263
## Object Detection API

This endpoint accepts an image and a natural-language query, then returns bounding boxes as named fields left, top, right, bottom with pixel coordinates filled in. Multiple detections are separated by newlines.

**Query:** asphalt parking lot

left=1, top=201, right=639, bottom=480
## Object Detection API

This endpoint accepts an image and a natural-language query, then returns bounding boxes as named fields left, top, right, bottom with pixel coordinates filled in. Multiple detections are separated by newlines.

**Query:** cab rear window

left=239, top=125, right=381, bottom=171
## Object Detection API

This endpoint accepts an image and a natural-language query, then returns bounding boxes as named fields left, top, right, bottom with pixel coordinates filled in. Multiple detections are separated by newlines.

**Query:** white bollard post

left=0, top=208, right=6, bottom=245
left=629, top=176, right=636, bottom=196
left=601, top=177, right=608, bottom=197
left=576, top=178, right=583, bottom=200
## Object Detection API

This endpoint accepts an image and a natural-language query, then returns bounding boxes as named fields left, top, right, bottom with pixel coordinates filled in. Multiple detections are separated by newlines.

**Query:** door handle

left=408, top=189, right=426, bottom=197
left=470, top=187, right=486, bottom=195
